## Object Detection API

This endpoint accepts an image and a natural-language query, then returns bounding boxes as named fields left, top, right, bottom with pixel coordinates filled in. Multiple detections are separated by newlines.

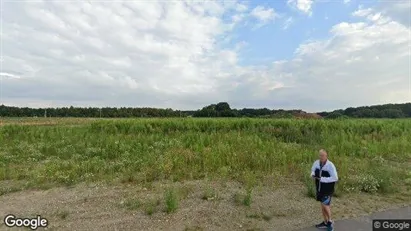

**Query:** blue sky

left=232, top=0, right=377, bottom=65
left=1, top=0, right=410, bottom=111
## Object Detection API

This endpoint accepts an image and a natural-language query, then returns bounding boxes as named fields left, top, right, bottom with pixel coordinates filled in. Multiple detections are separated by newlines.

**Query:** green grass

left=234, top=189, right=253, bottom=207
left=1, top=118, right=410, bottom=197
left=243, top=189, right=253, bottom=207
left=164, top=188, right=178, bottom=213
left=145, top=205, right=155, bottom=216
left=0, top=185, right=24, bottom=196
left=144, top=201, right=156, bottom=216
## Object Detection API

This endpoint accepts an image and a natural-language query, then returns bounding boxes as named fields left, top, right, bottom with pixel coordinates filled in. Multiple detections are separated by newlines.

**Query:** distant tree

left=215, top=102, right=231, bottom=112
left=1, top=102, right=410, bottom=118
left=326, top=112, right=347, bottom=119
left=380, top=109, right=405, bottom=118
left=344, top=107, right=356, bottom=117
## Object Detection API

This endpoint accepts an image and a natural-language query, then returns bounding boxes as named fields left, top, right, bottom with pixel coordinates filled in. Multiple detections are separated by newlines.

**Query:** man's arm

left=310, top=161, right=317, bottom=178
left=320, top=163, right=338, bottom=183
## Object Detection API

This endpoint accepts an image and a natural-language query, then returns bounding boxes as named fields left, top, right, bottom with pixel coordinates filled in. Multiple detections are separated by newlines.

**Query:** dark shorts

left=316, top=193, right=332, bottom=206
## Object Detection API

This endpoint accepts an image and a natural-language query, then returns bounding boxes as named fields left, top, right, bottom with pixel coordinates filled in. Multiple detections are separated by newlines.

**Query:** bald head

left=319, top=149, right=328, bottom=163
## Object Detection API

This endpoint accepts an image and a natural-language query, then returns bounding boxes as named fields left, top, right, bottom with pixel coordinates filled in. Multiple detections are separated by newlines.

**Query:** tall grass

left=0, top=118, right=410, bottom=196
left=164, top=188, right=178, bottom=213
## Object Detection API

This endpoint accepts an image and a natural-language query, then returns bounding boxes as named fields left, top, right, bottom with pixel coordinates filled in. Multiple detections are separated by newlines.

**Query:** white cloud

left=267, top=7, right=410, bottom=110
left=343, top=0, right=351, bottom=4
left=352, top=7, right=373, bottom=17
left=287, top=0, right=314, bottom=15
left=250, top=6, right=278, bottom=28
left=235, top=3, right=248, bottom=12
left=0, top=72, right=21, bottom=79
left=283, top=17, right=294, bottom=30
left=1, top=1, right=410, bottom=111
left=377, top=1, right=411, bottom=27
left=2, top=1, right=259, bottom=108
left=232, top=14, right=245, bottom=23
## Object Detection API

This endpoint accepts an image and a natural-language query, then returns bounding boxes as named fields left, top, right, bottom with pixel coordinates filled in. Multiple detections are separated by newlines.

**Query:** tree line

left=318, top=103, right=411, bottom=119
left=0, top=102, right=410, bottom=118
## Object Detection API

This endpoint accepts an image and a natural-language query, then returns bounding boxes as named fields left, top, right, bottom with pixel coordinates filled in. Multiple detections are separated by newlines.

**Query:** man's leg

left=321, top=204, right=329, bottom=222
left=315, top=194, right=328, bottom=228
left=324, top=205, right=331, bottom=222
left=322, top=196, right=333, bottom=230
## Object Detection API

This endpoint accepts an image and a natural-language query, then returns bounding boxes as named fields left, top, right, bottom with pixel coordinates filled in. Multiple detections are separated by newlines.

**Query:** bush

left=356, top=174, right=380, bottom=193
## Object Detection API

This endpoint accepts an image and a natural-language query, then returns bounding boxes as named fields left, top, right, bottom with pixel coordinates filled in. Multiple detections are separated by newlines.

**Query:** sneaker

left=327, top=221, right=334, bottom=231
left=315, top=221, right=328, bottom=229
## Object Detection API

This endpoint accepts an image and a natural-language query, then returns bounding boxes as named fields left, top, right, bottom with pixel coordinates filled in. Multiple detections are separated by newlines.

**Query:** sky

left=0, top=0, right=410, bottom=112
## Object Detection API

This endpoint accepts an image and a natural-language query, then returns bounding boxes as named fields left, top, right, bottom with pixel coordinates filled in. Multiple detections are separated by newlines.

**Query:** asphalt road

left=298, top=206, right=411, bottom=231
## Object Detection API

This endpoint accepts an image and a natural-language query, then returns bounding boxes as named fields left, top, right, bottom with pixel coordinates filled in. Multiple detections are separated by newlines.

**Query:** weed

left=234, top=189, right=253, bottom=207
left=123, top=198, right=141, bottom=210
left=142, top=197, right=160, bottom=216
left=179, top=185, right=194, bottom=199
left=56, top=210, right=69, bottom=220
left=202, top=187, right=218, bottom=201
left=145, top=203, right=156, bottom=216
left=243, top=189, right=252, bottom=207
left=246, top=212, right=272, bottom=221
left=164, top=188, right=178, bottom=213
left=0, top=186, right=23, bottom=196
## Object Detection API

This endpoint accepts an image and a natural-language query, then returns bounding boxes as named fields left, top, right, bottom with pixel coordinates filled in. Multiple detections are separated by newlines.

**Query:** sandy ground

left=1, top=180, right=410, bottom=231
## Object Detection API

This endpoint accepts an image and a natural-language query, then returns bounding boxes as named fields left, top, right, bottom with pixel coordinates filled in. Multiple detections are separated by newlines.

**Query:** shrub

left=356, top=174, right=380, bottom=193
left=164, top=188, right=178, bottom=213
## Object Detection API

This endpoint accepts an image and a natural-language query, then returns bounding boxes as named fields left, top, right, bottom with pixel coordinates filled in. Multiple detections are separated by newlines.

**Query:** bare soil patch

left=1, top=180, right=410, bottom=231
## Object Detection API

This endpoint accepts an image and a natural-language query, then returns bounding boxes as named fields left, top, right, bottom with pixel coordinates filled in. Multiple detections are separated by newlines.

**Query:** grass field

left=1, top=117, right=411, bottom=230
left=1, top=117, right=411, bottom=193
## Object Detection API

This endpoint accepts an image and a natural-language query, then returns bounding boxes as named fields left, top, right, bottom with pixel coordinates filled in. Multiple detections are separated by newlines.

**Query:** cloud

left=3, top=1, right=243, bottom=108
left=377, top=1, right=411, bottom=27
left=287, top=0, right=314, bottom=15
left=1, top=1, right=410, bottom=111
left=250, top=6, right=279, bottom=28
left=352, top=7, right=373, bottom=17
left=282, top=17, right=294, bottom=30
left=235, top=3, right=248, bottom=12
left=250, top=6, right=278, bottom=22
left=266, top=6, right=410, bottom=110
left=0, top=72, right=21, bottom=79
left=227, top=4, right=410, bottom=110
left=343, top=0, right=351, bottom=4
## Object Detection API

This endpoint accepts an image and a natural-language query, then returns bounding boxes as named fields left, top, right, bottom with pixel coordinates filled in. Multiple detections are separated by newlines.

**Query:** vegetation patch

left=164, top=188, right=179, bottom=213
left=1, top=118, right=410, bottom=202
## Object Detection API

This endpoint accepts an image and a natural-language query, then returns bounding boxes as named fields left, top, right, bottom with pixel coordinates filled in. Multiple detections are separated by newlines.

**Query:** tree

left=215, top=102, right=231, bottom=112
left=325, top=112, right=348, bottom=119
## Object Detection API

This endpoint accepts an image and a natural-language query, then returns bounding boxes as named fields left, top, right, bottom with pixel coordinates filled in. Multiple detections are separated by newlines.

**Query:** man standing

left=311, top=149, right=338, bottom=230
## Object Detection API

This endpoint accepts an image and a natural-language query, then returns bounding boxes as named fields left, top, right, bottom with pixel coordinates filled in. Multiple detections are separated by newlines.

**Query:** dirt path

left=0, top=181, right=410, bottom=231
left=299, top=206, right=411, bottom=231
